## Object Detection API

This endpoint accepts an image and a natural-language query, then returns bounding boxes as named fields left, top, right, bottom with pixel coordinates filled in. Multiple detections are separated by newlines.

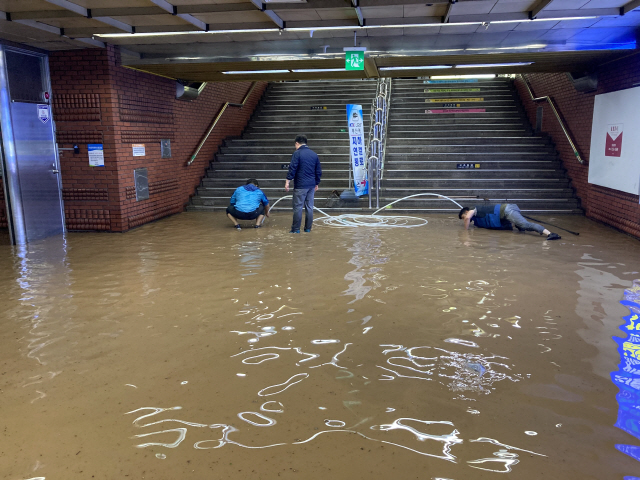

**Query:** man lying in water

left=459, top=203, right=561, bottom=240
left=226, top=179, right=270, bottom=230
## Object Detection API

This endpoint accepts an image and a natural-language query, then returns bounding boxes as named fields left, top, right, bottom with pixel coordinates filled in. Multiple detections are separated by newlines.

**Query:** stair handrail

left=517, top=74, right=584, bottom=164
left=187, top=82, right=257, bottom=166
left=379, top=77, right=392, bottom=180
left=366, top=77, right=391, bottom=209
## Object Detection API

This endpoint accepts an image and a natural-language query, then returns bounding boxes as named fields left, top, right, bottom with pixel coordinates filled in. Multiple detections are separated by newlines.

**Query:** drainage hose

left=268, top=193, right=465, bottom=229
left=522, top=215, right=580, bottom=236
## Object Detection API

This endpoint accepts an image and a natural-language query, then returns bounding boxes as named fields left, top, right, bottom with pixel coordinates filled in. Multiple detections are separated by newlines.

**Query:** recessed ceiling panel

left=316, top=8, right=357, bottom=21
left=451, top=1, right=498, bottom=15
left=489, top=1, right=537, bottom=14
left=545, top=0, right=589, bottom=10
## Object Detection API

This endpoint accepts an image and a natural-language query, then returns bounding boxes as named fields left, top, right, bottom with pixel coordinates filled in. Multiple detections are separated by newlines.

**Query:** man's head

left=458, top=207, right=471, bottom=220
left=294, top=135, right=307, bottom=150
left=246, top=178, right=259, bottom=188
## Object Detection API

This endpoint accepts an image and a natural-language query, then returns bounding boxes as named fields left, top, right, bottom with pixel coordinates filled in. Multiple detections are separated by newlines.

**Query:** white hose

left=267, top=193, right=464, bottom=229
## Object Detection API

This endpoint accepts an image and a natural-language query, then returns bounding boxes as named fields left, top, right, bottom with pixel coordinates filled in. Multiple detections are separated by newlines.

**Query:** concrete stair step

left=386, top=137, right=550, bottom=146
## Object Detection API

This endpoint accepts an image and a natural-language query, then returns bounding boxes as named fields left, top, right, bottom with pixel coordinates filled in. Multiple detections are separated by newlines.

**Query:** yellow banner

left=427, top=98, right=484, bottom=102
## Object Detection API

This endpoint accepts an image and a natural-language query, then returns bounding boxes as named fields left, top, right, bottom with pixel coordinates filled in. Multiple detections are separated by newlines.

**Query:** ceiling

left=0, top=0, right=639, bottom=81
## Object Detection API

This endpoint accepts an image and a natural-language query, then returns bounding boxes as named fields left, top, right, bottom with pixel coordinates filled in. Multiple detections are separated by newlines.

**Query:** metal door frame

left=0, top=42, right=65, bottom=245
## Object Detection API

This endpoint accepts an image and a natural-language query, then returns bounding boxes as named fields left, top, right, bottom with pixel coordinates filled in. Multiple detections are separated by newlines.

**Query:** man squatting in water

left=459, top=203, right=561, bottom=240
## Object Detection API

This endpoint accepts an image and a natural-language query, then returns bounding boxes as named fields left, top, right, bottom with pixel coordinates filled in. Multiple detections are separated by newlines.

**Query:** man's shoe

left=547, top=233, right=561, bottom=240
left=304, top=228, right=311, bottom=233
left=234, top=224, right=241, bottom=230
left=254, top=224, right=262, bottom=229
left=289, top=230, right=300, bottom=234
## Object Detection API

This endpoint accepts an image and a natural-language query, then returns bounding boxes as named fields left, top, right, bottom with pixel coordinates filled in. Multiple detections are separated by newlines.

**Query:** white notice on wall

left=88, top=144, right=104, bottom=167
left=132, top=144, right=146, bottom=157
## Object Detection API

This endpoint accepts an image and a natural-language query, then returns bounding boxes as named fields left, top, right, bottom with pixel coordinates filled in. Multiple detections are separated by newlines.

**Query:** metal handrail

left=187, top=82, right=258, bottom=166
left=379, top=78, right=392, bottom=179
left=517, top=74, right=584, bottom=164
left=366, top=77, right=391, bottom=209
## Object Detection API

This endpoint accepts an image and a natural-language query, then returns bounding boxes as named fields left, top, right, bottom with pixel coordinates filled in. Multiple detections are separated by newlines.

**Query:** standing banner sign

left=347, top=104, right=367, bottom=196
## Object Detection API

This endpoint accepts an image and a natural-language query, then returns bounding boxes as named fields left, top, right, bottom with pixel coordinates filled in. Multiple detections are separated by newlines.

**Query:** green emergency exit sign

left=345, top=51, right=365, bottom=71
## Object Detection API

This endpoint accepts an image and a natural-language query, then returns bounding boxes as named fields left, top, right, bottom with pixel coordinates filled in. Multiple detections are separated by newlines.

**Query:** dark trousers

left=226, top=203, right=264, bottom=220
left=291, top=187, right=315, bottom=232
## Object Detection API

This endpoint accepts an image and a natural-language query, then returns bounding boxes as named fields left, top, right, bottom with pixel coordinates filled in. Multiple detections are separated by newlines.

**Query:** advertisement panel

left=347, top=104, right=367, bottom=196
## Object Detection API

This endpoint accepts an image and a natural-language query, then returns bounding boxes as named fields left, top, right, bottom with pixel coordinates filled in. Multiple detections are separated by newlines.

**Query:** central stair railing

left=366, top=77, right=392, bottom=209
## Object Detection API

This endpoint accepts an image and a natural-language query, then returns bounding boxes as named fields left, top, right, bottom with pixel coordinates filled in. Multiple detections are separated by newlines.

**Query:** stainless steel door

left=0, top=45, right=64, bottom=244
left=12, top=102, right=63, bottom=240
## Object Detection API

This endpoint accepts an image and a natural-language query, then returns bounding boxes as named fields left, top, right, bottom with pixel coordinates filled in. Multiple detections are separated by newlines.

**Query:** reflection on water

left=613, top=280, right=640, bottom=470
left=2, top=213, right=640, bottom=479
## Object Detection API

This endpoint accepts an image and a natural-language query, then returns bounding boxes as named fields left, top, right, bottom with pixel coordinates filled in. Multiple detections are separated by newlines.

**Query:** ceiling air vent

left=566, top=72, right=598, bottom=93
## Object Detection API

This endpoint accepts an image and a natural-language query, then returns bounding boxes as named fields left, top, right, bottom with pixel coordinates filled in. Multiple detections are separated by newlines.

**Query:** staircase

left=188, top=80, right=377, bottom=212
left=381, top=77, right=581, bottom=213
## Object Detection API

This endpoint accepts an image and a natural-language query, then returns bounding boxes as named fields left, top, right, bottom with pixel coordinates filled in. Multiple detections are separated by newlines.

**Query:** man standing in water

left=459, top=203, right=561, bottom=240
left=285, top=135, right=322, bottom=233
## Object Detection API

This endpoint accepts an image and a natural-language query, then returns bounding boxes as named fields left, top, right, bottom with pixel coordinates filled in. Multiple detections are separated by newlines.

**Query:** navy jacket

left=287, top=145, right=322, bottom=189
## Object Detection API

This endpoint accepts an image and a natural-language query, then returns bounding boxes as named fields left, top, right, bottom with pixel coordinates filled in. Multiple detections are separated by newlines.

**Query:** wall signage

left=88, top=144, right=104, bottom=167
left=346, top=104, right=367, bottom=196
left=37, top=104, right=50, bottom=124
left=132, top=144, right=146, bottom=157
left=605, top=123, right=623, bottom=157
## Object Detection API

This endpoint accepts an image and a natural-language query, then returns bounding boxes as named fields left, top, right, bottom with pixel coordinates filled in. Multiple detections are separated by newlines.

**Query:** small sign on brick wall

left=132, top=144, right=146, bottom=157
left=88, top=144, right=104, bottom=167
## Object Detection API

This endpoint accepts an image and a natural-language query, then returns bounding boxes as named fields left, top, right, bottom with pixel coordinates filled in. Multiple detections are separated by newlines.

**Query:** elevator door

left=0, top=47, right=64, bottom=244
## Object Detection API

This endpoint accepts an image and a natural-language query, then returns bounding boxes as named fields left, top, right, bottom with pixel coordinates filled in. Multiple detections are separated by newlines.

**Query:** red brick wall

left=514, top=57, right=640, bottom=239
left=49, top=45, right=266, bottom=232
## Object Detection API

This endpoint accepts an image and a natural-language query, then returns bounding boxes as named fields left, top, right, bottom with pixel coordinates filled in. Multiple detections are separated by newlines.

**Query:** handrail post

left=516, top=74, right=584, bottom=164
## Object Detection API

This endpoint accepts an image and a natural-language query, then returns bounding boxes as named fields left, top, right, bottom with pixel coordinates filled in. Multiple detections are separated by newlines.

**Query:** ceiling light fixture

left=93, top=16, right=599, bottom=39
left=431, top=74, right=496, bottom=79
left=222, top=69, right=290, bottom=74
left=491, top=16, right=596, bottom=24
left=291, top=68, right=346, bottom=72
left=379, top=65, right=452, bottom=71
left=455, top=62, right=533, bottom=68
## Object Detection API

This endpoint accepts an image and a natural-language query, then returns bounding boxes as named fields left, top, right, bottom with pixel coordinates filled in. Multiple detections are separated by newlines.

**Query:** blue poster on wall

left=612, top=281, right=640, bottom=474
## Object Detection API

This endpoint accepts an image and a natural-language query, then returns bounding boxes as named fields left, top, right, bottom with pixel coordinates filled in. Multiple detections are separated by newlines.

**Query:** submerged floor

left=0, top=212, right=639, bottom=479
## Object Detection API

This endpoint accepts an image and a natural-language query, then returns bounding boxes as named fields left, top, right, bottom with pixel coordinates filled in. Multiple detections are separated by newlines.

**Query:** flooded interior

left=1, top=211, right=639, bottom=479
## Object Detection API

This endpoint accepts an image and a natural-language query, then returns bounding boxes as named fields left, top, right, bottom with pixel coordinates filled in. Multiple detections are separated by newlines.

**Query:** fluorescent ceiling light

left=491, top=16, right=596, bottom=24
left=222, top=69, right=290, bottom=74
left=431, top=74, right=496, bottom=79
left=379, top=65, right=452, bottom=71
left=466, top=44, right=546, bottom=51
left=455, top=62, right=533, bottom=68
left=93, top=16, right=598, bottom=39
left=291, top=68, right=346, bottom=73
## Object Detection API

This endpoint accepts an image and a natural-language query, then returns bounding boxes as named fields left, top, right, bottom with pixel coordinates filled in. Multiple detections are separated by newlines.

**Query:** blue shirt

left=287, top=145, right=322, bottom=189
left=230, top=184, right=269, bottom=213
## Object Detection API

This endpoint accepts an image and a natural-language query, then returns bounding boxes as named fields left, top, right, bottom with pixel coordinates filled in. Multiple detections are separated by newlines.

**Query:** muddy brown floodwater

left=0, top=212, right=639, bottom=479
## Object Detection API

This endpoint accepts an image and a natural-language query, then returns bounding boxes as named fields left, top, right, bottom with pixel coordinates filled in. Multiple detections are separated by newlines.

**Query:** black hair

left=458, top=207, right=470, bottom=219
left=295, top=135, right=307, bottom=145
left=247, top=178, right=259, bottom=187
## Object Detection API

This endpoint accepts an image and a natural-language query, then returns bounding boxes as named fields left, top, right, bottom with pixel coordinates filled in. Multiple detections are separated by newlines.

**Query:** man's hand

left=285, top=180, right=290, bottom=192
left=314, top=185, right=319, bottom=192
left=464, top=216, right=471, bottom=230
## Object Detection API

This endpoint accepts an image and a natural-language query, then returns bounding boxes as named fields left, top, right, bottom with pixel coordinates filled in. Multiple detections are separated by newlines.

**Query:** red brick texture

left=514, top=57, right=640, bottom=239
left=49, top=45, right=266, bottom=232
